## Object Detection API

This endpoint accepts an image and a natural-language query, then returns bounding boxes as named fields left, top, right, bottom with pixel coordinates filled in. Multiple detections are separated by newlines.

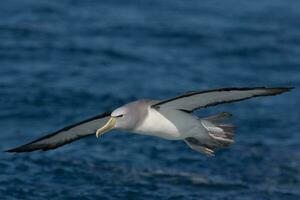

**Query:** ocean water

left=0, top=0, right=299, bottom=199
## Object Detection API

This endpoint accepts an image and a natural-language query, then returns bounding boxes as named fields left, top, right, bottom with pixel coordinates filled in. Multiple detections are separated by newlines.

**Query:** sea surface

left=0, top=0, right=299, bottom=199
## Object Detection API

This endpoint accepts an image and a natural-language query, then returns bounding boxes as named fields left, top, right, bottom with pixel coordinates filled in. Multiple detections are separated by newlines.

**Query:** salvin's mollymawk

left=6, top=87, right=293, bottom=156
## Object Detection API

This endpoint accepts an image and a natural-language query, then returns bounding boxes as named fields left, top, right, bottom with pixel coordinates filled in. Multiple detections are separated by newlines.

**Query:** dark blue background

left=0, top=0, right=299, bottom=199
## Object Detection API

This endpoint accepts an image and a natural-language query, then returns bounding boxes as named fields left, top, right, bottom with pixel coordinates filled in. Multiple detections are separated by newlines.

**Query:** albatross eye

left=116, top=114, right=124, bottom=118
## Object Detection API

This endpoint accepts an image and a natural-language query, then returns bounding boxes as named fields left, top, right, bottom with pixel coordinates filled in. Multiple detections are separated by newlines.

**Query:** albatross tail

left=184, top=112, right=235, bottom=156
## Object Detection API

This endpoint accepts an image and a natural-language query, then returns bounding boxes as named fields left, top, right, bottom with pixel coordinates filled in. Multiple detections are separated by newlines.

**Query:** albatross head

left=95, top=102, right=142, bottom=137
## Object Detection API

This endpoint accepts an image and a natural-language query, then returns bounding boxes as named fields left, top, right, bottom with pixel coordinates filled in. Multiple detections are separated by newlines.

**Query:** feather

left=5, top=112, right=111, bottom=152
left=153, top=87, right=293, bottom=112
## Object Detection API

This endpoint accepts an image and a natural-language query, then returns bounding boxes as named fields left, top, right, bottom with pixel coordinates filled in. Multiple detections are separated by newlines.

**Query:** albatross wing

left=5, top=112, right=111, bottom=152
left=152, top=87, right=293, bottom=112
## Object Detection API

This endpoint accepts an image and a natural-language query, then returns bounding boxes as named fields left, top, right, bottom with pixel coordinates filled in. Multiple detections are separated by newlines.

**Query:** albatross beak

left=96, top=117, right=116, bottom=138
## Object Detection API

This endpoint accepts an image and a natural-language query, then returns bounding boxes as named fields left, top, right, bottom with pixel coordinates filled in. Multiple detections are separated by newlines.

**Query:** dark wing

left=5, top=112, right=111, bottom=153
left=152, top=87, right=293, bottom=112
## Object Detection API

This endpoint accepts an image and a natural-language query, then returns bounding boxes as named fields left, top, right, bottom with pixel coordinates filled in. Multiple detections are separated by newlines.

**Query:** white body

left=133, top=103, right=207, bottom=140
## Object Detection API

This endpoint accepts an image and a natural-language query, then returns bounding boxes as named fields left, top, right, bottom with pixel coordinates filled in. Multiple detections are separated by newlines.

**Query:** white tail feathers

left=202, top=112, right=235, bottom=145
left=184, top=112, right=235, bottom=156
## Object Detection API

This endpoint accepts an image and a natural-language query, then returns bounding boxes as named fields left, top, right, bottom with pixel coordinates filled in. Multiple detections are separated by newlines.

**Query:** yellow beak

left=96, top=117, right=116, bottom=138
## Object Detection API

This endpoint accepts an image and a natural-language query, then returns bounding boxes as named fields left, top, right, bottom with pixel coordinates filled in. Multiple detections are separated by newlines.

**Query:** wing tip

left=4, top=143, right=62, bottom=153
left=3, top=149, right=14, bottom=153
left=4, top=145, right=35, bottom=153
left=4, top=146, right=20, bottom=153
left=4, top=148, right=23, bottom=153
left=266, top=87, right=294, bottom=95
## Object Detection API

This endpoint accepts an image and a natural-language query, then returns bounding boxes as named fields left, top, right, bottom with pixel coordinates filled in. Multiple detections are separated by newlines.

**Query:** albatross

left=6, top=87, right=293, bottom=156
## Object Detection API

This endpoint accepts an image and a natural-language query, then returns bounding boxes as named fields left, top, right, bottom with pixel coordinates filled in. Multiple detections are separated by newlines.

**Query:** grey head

left=95, top=99, right=152, bottom=137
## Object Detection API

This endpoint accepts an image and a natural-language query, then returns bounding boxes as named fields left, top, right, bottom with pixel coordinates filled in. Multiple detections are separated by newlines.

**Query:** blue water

left=0, top=0, right=299, bottom=199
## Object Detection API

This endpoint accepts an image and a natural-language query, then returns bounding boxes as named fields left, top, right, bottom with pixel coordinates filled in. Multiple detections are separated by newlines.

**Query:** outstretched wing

left=152, top=87, right=293, bottom=112
left=5, top=112, right=111, bottom=153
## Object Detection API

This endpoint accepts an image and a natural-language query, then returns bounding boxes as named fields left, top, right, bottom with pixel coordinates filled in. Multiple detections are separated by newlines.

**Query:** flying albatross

left=6, top=87, right=293, bottom=156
